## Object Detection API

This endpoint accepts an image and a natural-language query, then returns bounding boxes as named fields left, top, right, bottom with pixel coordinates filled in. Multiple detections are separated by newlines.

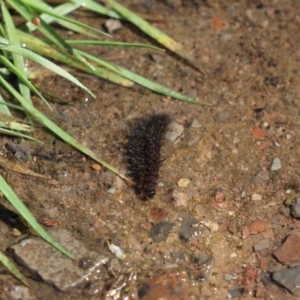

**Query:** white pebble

left=271, top=158, right=281, bottom=171
left=251, top=193, right=262, bottom=201
left=177, top=178, right=190, bottom=187
left=105, top=19, right=122, bottom=33
left=191, top=119, right=202, bottom=128
left=200, top=220, right=219, bottom=231
left=166, top=122, right=184, bottom=142
left=108, top=242, right=125, bottom=260
left=274, top=141, right=280, bottom=147
left=107, top=187, right=116, bottom=194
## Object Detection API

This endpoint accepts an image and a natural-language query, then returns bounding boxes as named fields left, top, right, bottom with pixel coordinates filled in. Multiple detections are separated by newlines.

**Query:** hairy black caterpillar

left=125, top=113, right=171, bottom=200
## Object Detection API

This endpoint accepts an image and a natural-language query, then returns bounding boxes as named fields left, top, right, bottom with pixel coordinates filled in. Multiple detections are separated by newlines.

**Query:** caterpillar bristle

left=124, top=113, right=171, bottom=200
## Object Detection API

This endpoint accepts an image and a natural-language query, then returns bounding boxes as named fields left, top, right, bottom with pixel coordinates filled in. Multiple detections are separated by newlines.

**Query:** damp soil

left=1, top=1, right=300, bottom=299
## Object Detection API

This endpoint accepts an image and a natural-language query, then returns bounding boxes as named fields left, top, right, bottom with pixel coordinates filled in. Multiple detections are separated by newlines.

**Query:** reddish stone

left=241, top=264, right=256, bottom=287
left=255, top=287, right=264, bottom=298
left=228, top=223, right=238, bottom=234
left=214, top=188, right=226, bottom=203
left=252, top=126, right=265, bottom=139
left=249, top=220, right=269, bottom=234
left=137, top=272, right=190, bottom=300
left=273, top=234, right=300, bottom=264
left=149, top=207, right=169, bottom=222
left=242, top=226, right=251, bottom=239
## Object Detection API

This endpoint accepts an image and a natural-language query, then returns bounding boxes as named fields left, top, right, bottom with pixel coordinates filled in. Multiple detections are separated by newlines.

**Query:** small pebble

left=221, top=33, right=232, bottom=42
left=166, top=122, right=184, bottom=142
left=180, top=215, right=201, bottom=240
left=242, top=226, right=251, bottom=239
left=191, top=119, right=202, bottom=128
left=149, top=54, right=163, bottom=63
left=94, top=218, right=106, bottom=231
left=177, top=178, right=190, bottom=187
left=228, top=223, right=238, bottom=234
left=76, top=189, right=83, bottom=195
left=137, top=272, right=189, bottom=300
left=224, top=273, right=238, bottom=281
left=107, top=187, right=115, bottom=194
left=215, top=110, right=229, bottom=123
left=108, top=242, right=125, bottom=260
left=249, top=220, right=269, bottom=234
left=150, top=222, right=175, bottom=243
left=251, top=193, right=262, bottom=201
left=200, top=220, right=219, bottom=231
left=194, top=256, right=215, bottom=281
left=228, top=288, right=244, bottom=298
left=114, top=176, right=124, bottom=190
left=214, top=188, right=226, bottom=202
left=109, top=258, right=122, bottom=273
left=263, top=103, right=273, bottom=112
left=169, top=189, right=188, bottom=207
left=253, top=170, right=269, bottom=184
left=271, top=158, right=281, bottom=171
left=105, top=19, right=122, bottom=33
left=241, top=264, right=256, bottom=286
left=253, top=239, right=269, bottom=251
left=12, top=228, right=21, bottom=237
left=284, top=94, right=295, bottom=103
left=290, top=197, right=300, bottom=219
left=149, top=207, right=169, bottom=222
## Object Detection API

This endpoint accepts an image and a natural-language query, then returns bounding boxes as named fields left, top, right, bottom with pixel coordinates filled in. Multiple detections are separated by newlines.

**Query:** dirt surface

left=1, top=0, right=300, bottom=299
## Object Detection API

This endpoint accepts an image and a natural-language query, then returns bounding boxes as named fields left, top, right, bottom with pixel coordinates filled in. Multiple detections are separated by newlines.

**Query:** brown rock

left=137, top=271, right=190, bottom=300
left=94, top=218, right=106, bottom=231
left=149, top=207, right=169, bottom=222
left=214, top=188, right=226, bottom=203
left=255, top=287, right=264, bottom=298
left=241, top=264, right=256, bottom=287
left=228, top=223, right=238, bottom=234
left=242, top=226, right=251, bottom=239
left=273, top=234, right=300, bottom=264
left=249, top=220, right=269, bottom=234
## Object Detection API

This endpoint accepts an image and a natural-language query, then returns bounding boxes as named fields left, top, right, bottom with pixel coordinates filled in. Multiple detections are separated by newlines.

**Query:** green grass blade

left=66, top=40, right=163, bottom=50
left=0, top=175, right=74, bottom=259
left=0, top=43, right=95, bottom=98
left=0, top=119, right=31, bottom=131
left=21, top=0, right=109, bottom=37
left=7, top=0, right=73, bottom=53
left=7, top=0, right=94, bottom=72
left=13, top=32, right=203, bottom=103
left=107, top=0, right=209, bottom=75
left=71, top=0, right=122, bottom=19
left=0, top=55, right=50, bottom=109
left=29, top=105, right=130, bottom=181
left=0, top=93, right=12, bottom=116
left=18, top=31, right=134, bottom=87
left=0, top=127, right=41, bottom=142
left=25, top=2, right=81, bottom=32
left=1, top=3, right=31, bottom=102
left=0, top=250, right=29, bottom=286
left=0, top=75, right=130, bottom=182
left=78, top=50, right=210, bottom=105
